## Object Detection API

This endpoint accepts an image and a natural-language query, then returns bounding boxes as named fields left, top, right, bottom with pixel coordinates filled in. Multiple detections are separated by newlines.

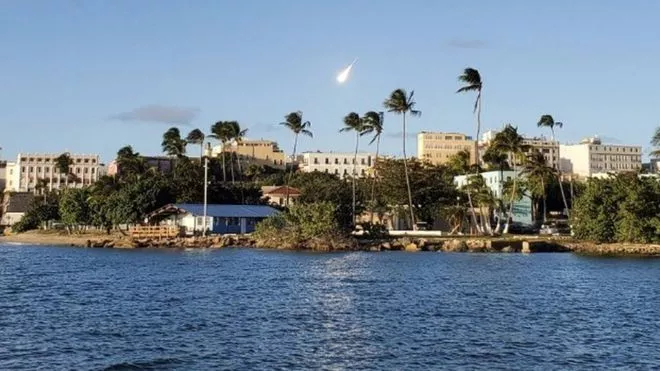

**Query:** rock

left=405, top=242, right=419, bottom=252
left=380, top=242, right=392, bottom=250
left=501, top=246, right=513, bottom=253
left=443, top=239, right=468, bottom=252
left=369, top=245, right=380, bottom=252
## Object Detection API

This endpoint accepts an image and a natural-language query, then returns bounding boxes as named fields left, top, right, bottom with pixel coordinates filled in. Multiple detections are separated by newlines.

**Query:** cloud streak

left=110, top=105, right=199, bottom=126
left=447, top=39, right=488, bottom=49
left=385, top=131, right=417, bottom=139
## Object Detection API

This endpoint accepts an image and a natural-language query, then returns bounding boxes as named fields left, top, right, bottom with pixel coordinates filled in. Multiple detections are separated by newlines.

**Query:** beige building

left=212, top=139, right=286, bottom=169
left=6, top=153, right=102, bottom=192
left=480, top=130, right=560, bottom=169
left=560, top=137, right=642, bottom=178
left=417, top=131, right=476, bottom=165
left=298, top=152, right=375, bottom=179
left=261, top=186, right=301, bottom=207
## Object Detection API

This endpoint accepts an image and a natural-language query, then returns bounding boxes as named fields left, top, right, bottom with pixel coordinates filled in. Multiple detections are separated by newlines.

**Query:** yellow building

left=417, top=131, right=477, bottom=165
left=480, top=130, right=560, bottom=169
left=212, top=139, right=286, bottom=168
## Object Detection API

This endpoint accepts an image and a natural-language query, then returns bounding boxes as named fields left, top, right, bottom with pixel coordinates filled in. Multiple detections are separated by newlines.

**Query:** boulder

left=405, top=242, right=420, bottom=252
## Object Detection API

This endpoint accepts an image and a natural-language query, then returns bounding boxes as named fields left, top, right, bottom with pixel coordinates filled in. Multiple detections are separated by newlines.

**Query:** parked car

left=539, top=220, right=571, bottom=236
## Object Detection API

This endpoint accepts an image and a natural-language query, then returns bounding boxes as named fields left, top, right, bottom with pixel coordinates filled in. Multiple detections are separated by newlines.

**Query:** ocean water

left=1, top=245, right=659, bottom=370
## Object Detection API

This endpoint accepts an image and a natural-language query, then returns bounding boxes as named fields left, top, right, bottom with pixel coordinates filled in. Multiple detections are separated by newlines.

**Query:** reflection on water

left=1, top=246, right=659, bottom=370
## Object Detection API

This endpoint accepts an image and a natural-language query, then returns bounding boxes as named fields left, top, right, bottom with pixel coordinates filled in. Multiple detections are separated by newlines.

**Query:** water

left=1, top=246, right=660, bottom=370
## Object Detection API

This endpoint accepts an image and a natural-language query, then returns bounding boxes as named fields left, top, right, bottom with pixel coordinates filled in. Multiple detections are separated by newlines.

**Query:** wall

left=417, top=132, right=476, bottom=165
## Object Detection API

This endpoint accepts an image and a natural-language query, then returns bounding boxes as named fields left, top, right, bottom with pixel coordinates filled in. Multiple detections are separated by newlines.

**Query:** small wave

left=101, top=357, right=185, bottom=371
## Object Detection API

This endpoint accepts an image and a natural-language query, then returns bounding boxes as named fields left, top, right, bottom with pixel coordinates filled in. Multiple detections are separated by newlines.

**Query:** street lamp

left=202, top=142, right=211, bottom=237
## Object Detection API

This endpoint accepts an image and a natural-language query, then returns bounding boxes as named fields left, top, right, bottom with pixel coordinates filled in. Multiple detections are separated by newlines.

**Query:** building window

left=91, top=168, right=95, bottom=174
left=343, top=159, right=348, bottom=164
left=334, top=169, right=339, bottom=175
left=76, top=168, right=81, bottom=174
left=334, top=159, right=339, bottom=164
left=29, top=167, right=33, bottom=173
left=361, top=158, right=365, bottom=165
left=37, top=167, right=41, bottom=173
left=325, top=158, right=329, bottom=164
left=313, top=158, right=319, bottom=164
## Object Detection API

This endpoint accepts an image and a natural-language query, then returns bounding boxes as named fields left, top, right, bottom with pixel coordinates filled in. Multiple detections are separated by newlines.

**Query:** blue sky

left=1, top=0, right=659, bottom=163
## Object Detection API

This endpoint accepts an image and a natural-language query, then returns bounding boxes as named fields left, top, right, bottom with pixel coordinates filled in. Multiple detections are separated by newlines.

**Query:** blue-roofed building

left=146, top=203, right=279, bottom=235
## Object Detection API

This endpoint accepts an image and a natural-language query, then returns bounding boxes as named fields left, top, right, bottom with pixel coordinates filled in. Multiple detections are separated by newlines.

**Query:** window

left=361, top=158, right=365, bottom=165
left=91, top=168, right=95, bottom=174
left=84, top=168, right=89, bottom=174
left=45, top=167, right=50, bottom=173
left=76, top=168, right=81, bottom=174
left=334, top=158, right=339, bottom=164
left=313, top=158, right=319, bottom=164
left=324, top=169, right=329, bottom=173
left=29, top=167, right=33, bottom=173
left=37, top=167, right=41, bottom=173
left=343, top=159, right=348, bottom=164
left=334, top=169, right=339, bottom=175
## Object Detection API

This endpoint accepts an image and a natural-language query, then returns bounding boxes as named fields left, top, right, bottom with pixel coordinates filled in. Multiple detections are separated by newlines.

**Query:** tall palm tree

left=55, top=152, right=73, bottom=188
left=227, top=121, right=248, bottom=182
left=340, top=112, right=367, bottom=226
left=280, top=111, right=313, bottom=205
left=383, top=89, right=421, bottom=230
left=447, top=150, right=482, bottom=233
left=489, top=124, right=529, bottom=234
left=209, top=121, right=236, bottom=182
left=161, top=127, right=187, bottom=158
left=361, top=111, right=384, bottom=223
left=537, top=114, right=570, bottom=217
left=651, top=127, right=660, bottom=157
left=186, top=128, right=205, bottom=160
left=457, top=68, right=483, bottom=166
left=521, top=151, right=558, bottom=223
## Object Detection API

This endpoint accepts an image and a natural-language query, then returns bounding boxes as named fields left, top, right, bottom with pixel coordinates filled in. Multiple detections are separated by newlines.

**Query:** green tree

left=289, top=172, right=358, bottom=230
left=383, top=88, right=421, bottom=229
left=537, top=114, right=570, bottom=216
left=521, top=151, right=557, bottom=223
left=446, top=150, right=482, bottom=233
left=456, top=67, right=483, bottom=165
left=115, top=146, right=147, bottom=182
left=489, top=125, right=530, bottom=233
left=55, top=152, right=73, bottom=187
left=361, top=111, right=384, bottom=222
left=161, top=127, right=187, bottom=157
left=209, top=121, right=237, bottom=182
left=651, top=126, right=660, bottom=157
left=59, top=188, right=91, bottom=233
left=280, top=111, right=313, bottom=204
left=227, top=121, right=248, bottom=182
left=340, top=111, right=368, bottom=226
left=186, top=128, right=205, bottom=160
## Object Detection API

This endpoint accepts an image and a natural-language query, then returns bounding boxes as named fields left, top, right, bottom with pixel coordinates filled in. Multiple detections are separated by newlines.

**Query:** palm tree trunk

left=370, top=135, right=381, bottom=224
left=200, top=143, right=204, bottom=162
left=285, top=134, right=299, bottom=206
left=466, top=189, right=481, bottom=234
left=401, top=113, right=416, bottom=230
left=475, top=90, right=482, bottom=165
left=542, top=178, right=547, bottom=223
left=504, top=159, right=517, bottom=234
left=221, top=146, right=227, bottom=182
left=552, top=128, right=570, bottom=217
left=230, top=151, right=236, bottom=184
left=236, top=152, right=243, bottom=181
left=352, top=132, right=359, bottom=228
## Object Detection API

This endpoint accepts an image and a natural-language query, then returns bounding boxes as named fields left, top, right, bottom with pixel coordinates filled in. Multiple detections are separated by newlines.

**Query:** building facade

left=107, top=156, right=175, bottom=177
left=480, top=130, right=560, bottom=169
left=0, top=161, right=7, bottom=192
left=6, top=153, right=102, bottom=192
left=298, top=152, right=375, bottom=179
left=212, top=139, right=286, bottom=168
left=261, top=186, right=301, bottom=207
left=417, top=131, right=476, bottom=165
left=559, top=137, right=642, bottom=178
left=650, top=158, right=660, bottom=174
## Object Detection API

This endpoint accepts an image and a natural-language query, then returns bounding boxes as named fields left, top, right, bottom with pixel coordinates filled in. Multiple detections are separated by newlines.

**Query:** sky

left=1, top=0, right=660, bottom=164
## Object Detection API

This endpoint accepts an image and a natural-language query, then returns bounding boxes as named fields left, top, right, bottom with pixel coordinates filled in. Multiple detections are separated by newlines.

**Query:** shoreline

left=2, top=232, right=660, bottom=256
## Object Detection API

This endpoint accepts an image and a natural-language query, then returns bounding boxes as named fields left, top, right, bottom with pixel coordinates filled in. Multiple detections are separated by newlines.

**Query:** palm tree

left=537, top=114, right=570, bottom=217
left=227, top=121, right=248, bottom=182
left=447, top=150, right=482, bottom=233
left=651, top=127, right=660, bottom=157
left=161, top=127, right=186, bottom=158
left=457, top=68, right=483, bottom=165
left=55, top=153, right=73, bottom=188
left=209, top=121, right=236, bottom=182
left=280, top=111, right=313, bottom=205
left=186, top=129, right=205, bottom=160
left=361, top=111, right=384, bottom=223
left=489, top=124, right=530, bottom=234
left=465, top=174, right=495, bottom=235
left=383, top=89, right=421, bottom=230
left=521, top=151, right=558, bottom=223
left=340, top=112, right=368, bottom=226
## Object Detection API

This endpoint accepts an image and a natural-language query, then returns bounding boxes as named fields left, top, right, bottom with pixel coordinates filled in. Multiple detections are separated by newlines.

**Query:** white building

left=6, top=153, right=103, bottom=192
left=0, top=161, right=7, bottom=192
left=298, top=152, right=376, bottom=179
left=559, top=137, right=642, bottom=178
left=650, top=158, right=660, bottom=174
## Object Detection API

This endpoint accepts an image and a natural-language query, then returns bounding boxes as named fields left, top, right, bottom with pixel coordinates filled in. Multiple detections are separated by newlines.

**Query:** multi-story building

left=0, top=160, right=7, bottom=192
left=650, top=158, right=660, bottom=174
left=560, top=137, right=642, bottom=178
left=5, top=153, right=102, bottom=192
left=107, top=156, right=175, bottom=176
left=212, top=139, right=286, bottom=169
left=480, top=130, right=560, bottom=169
left=417, top=131, right=476, bottom=165
left=298, top=152, right=375, bottom=179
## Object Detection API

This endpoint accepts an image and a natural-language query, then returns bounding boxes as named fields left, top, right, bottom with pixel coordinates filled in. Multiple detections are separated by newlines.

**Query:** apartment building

left=417, top=131, right=476, bottom=165
left=650, top=158, right=660, bottom=174
left=560, top=137, right=642, bottom=178
left=480, top=130, right=560, bottom=169
left=107, top=155, right=175, bottom=176
left=212, top=139, right=286, bottom=168
left=298, top=152, right=375, bottom=179
left=0, top=160, right=7, bottom=191
left=5, top=153, right=102, bottom=192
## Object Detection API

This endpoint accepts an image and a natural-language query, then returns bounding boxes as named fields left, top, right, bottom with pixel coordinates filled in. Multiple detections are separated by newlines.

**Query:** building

left=298, top=152, right=375, bottom=179
left=417, top=131, right=476, bottom=165
left=146, top=203, right=279, bottom=235
left=107, top=155, right=177, bottom=177
left=559, top=137, right=642, bottom=178
left=6, top=153, right=102, bottom=192
left=261, top=186, right=301, bottom=207
left=650, top=158, right=660, bottom=174
left=212, top=139, right=286, bottom=169
left=454, top=170, right=533, bottom=225
left=0, top=161, right=7, bottom=192
left=480, top=130, right=560, bottom=169
left=1, top=192, right=34, bottom=226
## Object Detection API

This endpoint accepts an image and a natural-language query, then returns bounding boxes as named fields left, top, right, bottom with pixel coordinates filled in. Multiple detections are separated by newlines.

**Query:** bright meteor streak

left=336, top=58, right=358, bottom=84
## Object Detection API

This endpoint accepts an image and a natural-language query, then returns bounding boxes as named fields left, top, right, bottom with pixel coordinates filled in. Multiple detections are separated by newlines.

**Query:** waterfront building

left=559, top=137, right=642, bottom=178
left=212, top=139, right=286, bottom=169
left=417, top=131, right=476, bottom=165
left=650, top=158, right=660, bottom=174
left=454, top=170, right=533, bottom=225
left=107, top=155, right=175, bottom=176
left=6, top=153, right=102, bottom=192
left=261, top=185, right=301, bottom=207
left=146, top=203, right=279, bottom=235
left=0, top=192, right=34, bottom=227
left=0, top=160, right=7, bottom=192
left=480, top=130, right=560, bottom=169
left=298, top=152, right=375, bottom=179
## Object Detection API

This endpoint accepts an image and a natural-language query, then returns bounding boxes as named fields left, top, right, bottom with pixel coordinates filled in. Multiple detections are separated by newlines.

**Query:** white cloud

left=110, top=105, right=199, bottom=126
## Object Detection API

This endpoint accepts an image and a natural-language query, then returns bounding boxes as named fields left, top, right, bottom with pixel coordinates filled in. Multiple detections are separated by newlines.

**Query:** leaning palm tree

left=521, top=151, right=558, bottom=223
left=186, top=128, right=205, bottom=161
left=537, top=114, right=570, bottom=217
left=361, top=111, right=384, bottom=223
left=652, top=126, right=660, bottom=157
left=162, top=127, right=187, bottom=158
left=457, top=68, right=483, bottom=165
left=383, top=89, right=420, bottom=230
left=280, top=111, right=313, bottom=205
left=447, top=150, right=482, bottom=234
left=340, top=112, right=368, bottom=226
left=55, top=152, right=73, bottom=188
left=489, top=124, right=530, bottom=234
left=209, top=121, right=236, bottom=182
